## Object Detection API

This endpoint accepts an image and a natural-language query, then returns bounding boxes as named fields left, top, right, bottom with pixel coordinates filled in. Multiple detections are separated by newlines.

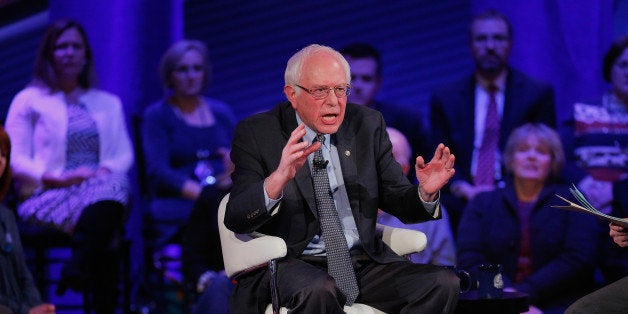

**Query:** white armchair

left=217, top=193, right=428, bottom=314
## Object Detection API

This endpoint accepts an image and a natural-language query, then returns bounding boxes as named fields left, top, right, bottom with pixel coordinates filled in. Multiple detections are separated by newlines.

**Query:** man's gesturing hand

left=265, top=124, right=320, bottom=199
left=415, top=143, right=455, bottom=201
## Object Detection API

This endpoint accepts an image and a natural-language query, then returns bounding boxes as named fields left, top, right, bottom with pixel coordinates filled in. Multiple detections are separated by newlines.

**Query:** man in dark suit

left=429, top=9, right=556, bottom=235
left=225, top=44, right=459, bottom=313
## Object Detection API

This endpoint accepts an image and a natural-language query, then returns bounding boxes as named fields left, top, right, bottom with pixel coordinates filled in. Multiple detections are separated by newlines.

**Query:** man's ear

left=284, top=85, right=297, bottom=108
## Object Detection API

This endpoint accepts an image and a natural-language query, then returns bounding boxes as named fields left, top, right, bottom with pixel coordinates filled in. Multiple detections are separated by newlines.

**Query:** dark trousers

left=275, top=255, right=459, bottom=313
left=69, top=200, right=125, bottom=314
left=565, top=276, right=628, bottom=314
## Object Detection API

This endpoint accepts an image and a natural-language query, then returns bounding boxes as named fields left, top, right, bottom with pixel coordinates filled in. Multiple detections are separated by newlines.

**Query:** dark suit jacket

left=225, top=101, right=440, bottom=312
left=429, top=68, right=556, bottom=184
left=373, top=101, right=429, bottom=162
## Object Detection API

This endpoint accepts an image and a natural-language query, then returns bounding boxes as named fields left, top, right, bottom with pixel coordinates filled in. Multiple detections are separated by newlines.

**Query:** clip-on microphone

left=313, top=158, right=329, bottom=168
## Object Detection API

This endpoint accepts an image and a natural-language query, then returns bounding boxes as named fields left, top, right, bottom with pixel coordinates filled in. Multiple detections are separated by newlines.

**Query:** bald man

left=378, top=127, right=457, bottom=266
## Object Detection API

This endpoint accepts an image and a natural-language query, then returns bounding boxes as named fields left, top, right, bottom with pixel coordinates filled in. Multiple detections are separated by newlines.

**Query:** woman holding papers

left=566, top=179, right=628, bottom=313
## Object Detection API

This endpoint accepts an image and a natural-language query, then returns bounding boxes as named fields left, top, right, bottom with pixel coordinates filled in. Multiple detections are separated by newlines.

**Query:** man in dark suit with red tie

left=429, top=9, right=556, bottom=235
left=225, top=44, right=459, bottom=313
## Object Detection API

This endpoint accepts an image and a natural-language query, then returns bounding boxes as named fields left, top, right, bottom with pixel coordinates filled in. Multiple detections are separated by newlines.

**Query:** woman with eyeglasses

left=140, top=39, right=236, bottom=312
left=5, top=20, right=133, bottom=314
left=0, top=126, right=56, bottom=314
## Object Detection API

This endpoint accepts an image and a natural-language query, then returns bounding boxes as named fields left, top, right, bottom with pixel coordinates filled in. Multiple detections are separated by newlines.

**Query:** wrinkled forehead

left=301, top=53, right=349, bottom=85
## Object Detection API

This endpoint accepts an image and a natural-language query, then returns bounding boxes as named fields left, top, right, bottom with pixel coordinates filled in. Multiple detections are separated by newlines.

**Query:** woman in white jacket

left=5, top=19, right=133, bottom=314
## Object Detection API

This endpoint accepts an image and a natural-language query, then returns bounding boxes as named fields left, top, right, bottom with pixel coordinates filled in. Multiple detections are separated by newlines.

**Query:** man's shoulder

left=374, top=101, right=423, bottom=128
left=337, top=104, right=387, bottom=137
left=430, top=74, right=474, bottom=97
left=346, top=102, right=384, bottom=123
left=348, top=101, right=379, bottom=113
left=508, top=68, right=554, bottom=91
left=374, top=101, right=414, bottom=114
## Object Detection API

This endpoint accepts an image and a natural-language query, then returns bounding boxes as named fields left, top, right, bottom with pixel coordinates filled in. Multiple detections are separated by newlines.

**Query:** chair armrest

left=218, top=194, right=288, bottom=278
left=221, top=232, right=287, bottom=278
left=377, top=223, right=427, bottom=256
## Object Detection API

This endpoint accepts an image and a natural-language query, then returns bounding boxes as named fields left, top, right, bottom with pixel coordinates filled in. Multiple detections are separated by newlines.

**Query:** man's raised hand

left=415, top=143, right=455, bottom=201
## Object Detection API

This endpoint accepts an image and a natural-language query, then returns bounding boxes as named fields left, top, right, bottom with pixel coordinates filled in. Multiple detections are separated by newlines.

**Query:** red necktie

left=475, top=85, right=499, bottom=186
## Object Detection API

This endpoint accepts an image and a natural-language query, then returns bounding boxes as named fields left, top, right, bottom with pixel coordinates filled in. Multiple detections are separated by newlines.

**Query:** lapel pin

left=345, top=150, right=351, bottom=157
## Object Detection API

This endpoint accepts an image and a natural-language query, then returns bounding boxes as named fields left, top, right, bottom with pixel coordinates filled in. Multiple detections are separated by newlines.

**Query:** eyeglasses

left=295, top=84, right=351, bottom=100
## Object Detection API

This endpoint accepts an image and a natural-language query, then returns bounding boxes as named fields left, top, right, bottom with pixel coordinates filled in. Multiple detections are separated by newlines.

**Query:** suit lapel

left=335, top=113, right=360, bottom=217
left=285, top=104, right=361, bottom=219
left=460, top=76, right=477, bottom=164
left=295, top=164, right=317, bottom=217
left=280, top=103, right=318, bottom=217
left=501, top=69, right=523, bottom=148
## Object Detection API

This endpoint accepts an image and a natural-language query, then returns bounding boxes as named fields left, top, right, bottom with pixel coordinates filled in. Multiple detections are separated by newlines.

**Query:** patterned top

left=65, top=103, right=99, bottom=170
left=573, top=92, right=628, bottom=182
left=17, top=102, right=129, bottom=233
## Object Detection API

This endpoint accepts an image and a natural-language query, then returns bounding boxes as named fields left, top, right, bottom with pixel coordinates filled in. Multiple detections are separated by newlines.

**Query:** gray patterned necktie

left=311, top=134, right=359, bottom=305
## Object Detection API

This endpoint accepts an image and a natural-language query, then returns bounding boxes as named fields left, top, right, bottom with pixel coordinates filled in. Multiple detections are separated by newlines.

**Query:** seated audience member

left=457, top=123, right=598, bottom=313
left=340, top=42, right=430, bottom=168
left=377, top=127, right=456, bottom=266
left=565, top=182, right=628, bottom=314
left=0, top=126, right=56, bottom=314
left=5, top=20, right=133, bottom=313
left=563, top=36, right=628, bottom=284
left=429, top=10, right=556, bottom=236
left=225, top=44, right=459, bottom=313
left=140, top=39, right=236, bottom=289
left=182, top=189, right=232, bottom=314
left=568, top=35, right=628, bottom=215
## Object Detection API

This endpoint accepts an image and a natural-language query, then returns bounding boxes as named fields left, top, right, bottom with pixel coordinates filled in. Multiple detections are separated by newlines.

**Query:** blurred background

left=1, top=0, right=627, bottom=312
left=3, top=0, right=627, bottom=126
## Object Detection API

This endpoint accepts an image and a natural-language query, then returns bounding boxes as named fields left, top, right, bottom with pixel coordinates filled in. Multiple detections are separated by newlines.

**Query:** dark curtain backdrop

left=182, top=0, right=618, bottom=128
left=1, top=1, right=620, bottom=134
left=184, top=0, right=472, bottom=127
left=48, top=0, right=182, bottom=117
left=472, top=0, right=615, bottom=127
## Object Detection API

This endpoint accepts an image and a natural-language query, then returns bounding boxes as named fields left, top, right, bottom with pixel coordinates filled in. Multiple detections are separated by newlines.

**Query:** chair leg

left=83, top=290, right=92, bottom=314
left=122, top=239, right=132, bottom=314
left=34, top=245, right=48, bottom=300
left=269, top=259, right=279, bottom=314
